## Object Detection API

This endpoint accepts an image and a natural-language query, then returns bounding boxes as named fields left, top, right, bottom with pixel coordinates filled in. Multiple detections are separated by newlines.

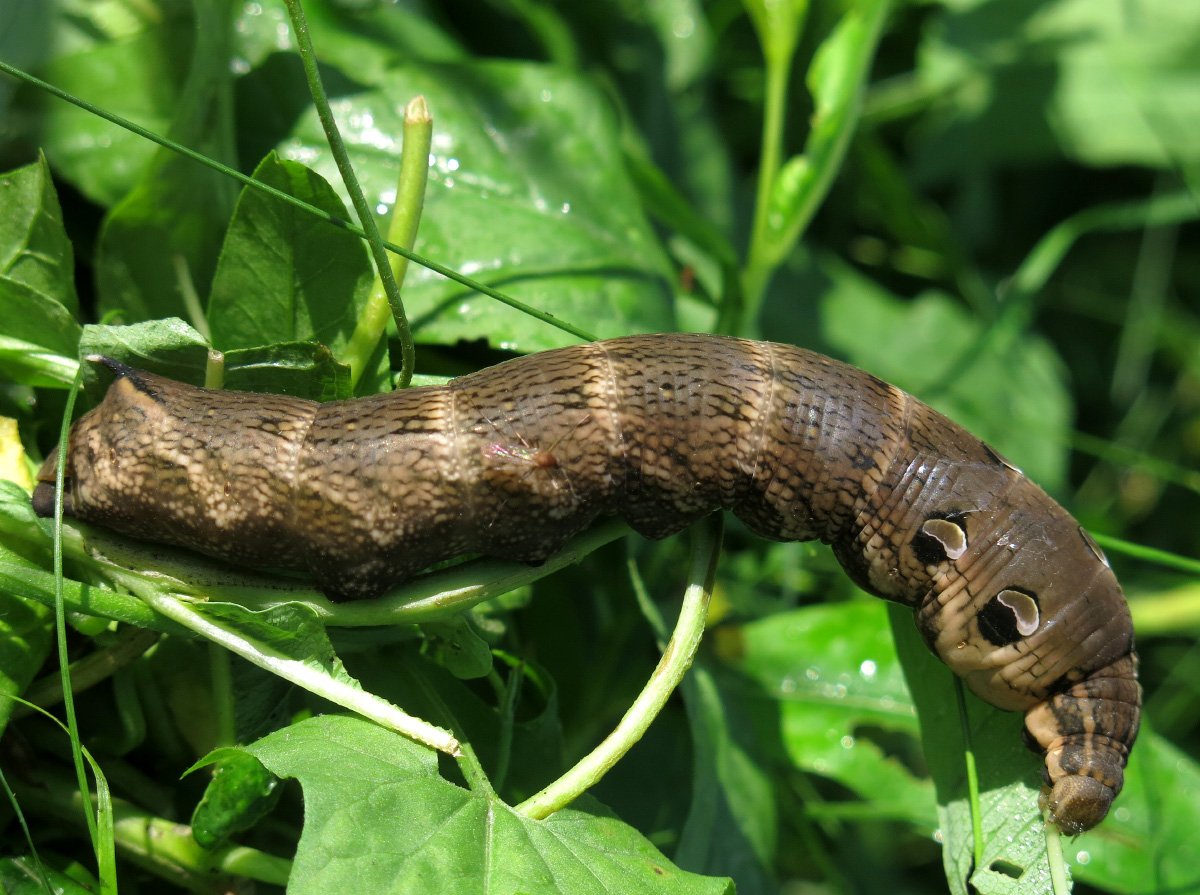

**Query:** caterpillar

left=32, top=333, right=1140, bottom=833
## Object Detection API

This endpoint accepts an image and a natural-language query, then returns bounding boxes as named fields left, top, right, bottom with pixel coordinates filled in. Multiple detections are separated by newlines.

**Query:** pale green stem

left=128, top=585, right=461, bottom=756
left=345, top=96, right=432, bottom=389
left=516, top=515, right=723, bottom=819
left=743, top=46, right=796, bottom=312
left=11, top=776, right=292, bottom=891
left=204, top=349, right=224, bottom=390
left=4, top=515, right=631, bottom=631
left=17, top=627, right=161, bottom=717
left=1045, top=824, right=1071, bottom=895
left=173, top=254, right=210, bottom=341
left=954, top=680, right=985, bottom=873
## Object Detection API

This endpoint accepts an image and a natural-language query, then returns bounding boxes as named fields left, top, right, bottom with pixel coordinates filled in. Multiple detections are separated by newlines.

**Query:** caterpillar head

left=908, top=464, right=1141, bottom=833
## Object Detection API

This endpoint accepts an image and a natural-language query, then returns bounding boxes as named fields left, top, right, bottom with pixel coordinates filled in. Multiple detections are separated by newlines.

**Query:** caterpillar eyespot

left=33, top=332, right=1139, bottom=833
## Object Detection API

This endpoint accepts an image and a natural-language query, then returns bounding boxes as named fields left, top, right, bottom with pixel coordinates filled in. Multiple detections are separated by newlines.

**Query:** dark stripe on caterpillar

left=32, top=333, right=1140, bottom=833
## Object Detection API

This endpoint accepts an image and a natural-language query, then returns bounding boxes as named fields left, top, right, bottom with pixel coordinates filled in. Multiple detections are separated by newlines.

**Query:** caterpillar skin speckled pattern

left=33, top=334, right=1140, bottom=833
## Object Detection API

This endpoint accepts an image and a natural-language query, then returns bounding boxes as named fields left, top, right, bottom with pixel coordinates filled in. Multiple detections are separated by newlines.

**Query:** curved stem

left=516, top=515, right=723, bottom=819
left=131, top=587, right=461, bottom=757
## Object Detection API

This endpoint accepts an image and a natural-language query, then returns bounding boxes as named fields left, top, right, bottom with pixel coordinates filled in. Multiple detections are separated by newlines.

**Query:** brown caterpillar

left=32, top=333, right=1140, bottom=833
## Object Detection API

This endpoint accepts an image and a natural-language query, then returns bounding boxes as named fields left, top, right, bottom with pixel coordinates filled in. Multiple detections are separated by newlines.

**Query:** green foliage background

left=0, top=0, right=1197, bottom=893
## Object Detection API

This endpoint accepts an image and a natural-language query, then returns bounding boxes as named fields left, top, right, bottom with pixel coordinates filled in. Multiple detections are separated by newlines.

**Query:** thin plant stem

left=516, top=515, right=723, bottom=819
left=17, top=627, right=161, bottom=716
left=1092, top=532, right=1200, bottom=575
left=743, top=43, right=797, bottom=311
left=0, top=59, right=596, bottom=344
left=282, top=0, right=415, bottom=386
left=345, top=96, right=433, bottom=389
left=51, top=368, right=101, bottom=852
left=954, top=679, right=985, bottom=874
left=1045, top=824, right=1071, bottom=895
left=204, top=349, right=225, bottom=391
left=128, top=586, right=462, bottom=757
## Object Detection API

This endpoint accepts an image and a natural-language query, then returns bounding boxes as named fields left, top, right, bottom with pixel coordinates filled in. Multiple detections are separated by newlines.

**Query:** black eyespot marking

left=1078, top=525, right=1110, bottom=567
left=979, top=587, right=1041, bottom=646
left=912, top=513, right=968, bottom=564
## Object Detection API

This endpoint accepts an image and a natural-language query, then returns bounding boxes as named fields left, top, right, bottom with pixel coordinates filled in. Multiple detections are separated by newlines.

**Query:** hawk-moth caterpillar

left=32, top=333, right=1140, bottom=833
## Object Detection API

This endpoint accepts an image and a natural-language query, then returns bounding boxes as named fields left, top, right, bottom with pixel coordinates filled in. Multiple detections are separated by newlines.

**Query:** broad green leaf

left=13, top=0, right=197, bottom=206
left=78, top=318, right=210, bottom=397
left=674, top=664, right=777, bottom=895
left=245, top=714, right=732, bottom=895
left=0, top=155, right=82, bottom=387
left=94, top=0, right=238, bottom=323
left=232, top=0, right=466, bottom=78
left=0, top=280, right=83, bottom=388
left=890, top=605, right=1053, bottom=895
left=207, top=153, right=374, bottom=354
left=913, top=0, right=1200, bottom=174
left=729, top=600, right=936, bottom=827
left=0, top=154, right=78, bottom=314
left=237, top=58, right=676, bottom=350
left=0, top=575, right=53, bottom=736
left=222, top=342, right=352, bottom=401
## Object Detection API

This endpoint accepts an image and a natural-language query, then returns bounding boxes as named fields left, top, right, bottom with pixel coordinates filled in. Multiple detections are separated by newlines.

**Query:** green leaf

left=0, top=589, right=53, bottom=737
left=0, top=280, right=81, bottom=388
left=244, top=714, right=732, bottom=895
left=1067, top=728, right=1200, bottom=894
left=237, top=58, right=676, bottom=350
left=189, top=748, right=283, bottom=849
left=730, top=600, right=936, bottom=827
left=0, top=155, right=82, bottom=386
left=207, top=153, right=374, bottom=354
left=78, top=318, right=210, bottom=396
left=0, top=856, right=98, bottom=895
left=232, top=0, right=466, bottom=80
left=94, top=0, right=238, bottom=323
left=674, top=664, right=777, bottom=893
left=0, top=154, right=79, bottom=314
left=420, top=617, right=494, bottom=680
left=890, top=604, right=1054, bottom=895
left=759, top=0, right=890, bottom=266
left=222, top=342, right=352, bottom=401
left=913, top=0, right=1200, bottom=174
left=13, top=0, right=198, bottom=207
